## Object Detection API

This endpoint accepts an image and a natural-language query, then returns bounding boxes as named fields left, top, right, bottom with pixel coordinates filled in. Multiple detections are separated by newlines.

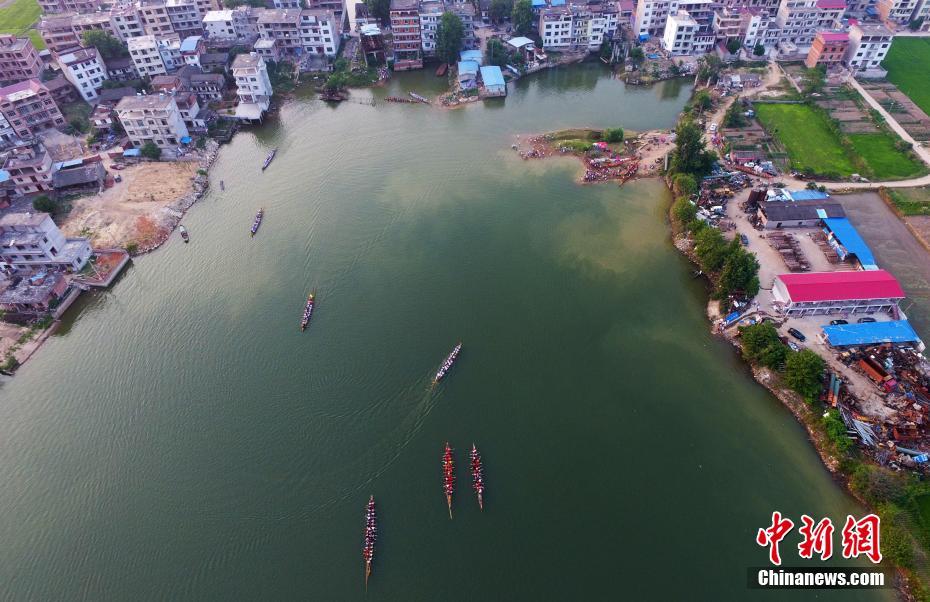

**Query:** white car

left=709, top=123, right=718, bottom=133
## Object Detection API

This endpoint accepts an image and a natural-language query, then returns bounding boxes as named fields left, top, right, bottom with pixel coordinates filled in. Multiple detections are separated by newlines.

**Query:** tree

left=672, top=196, right=696, bottom=225
left=670, top=118, right=715, bottom=177
left=671, top=173, right=697, bottom=197
left=692, top=89, right=712, bottom=112
left=718, top=246, right=760, bottom=297
left=726, top=37, right=741, bottom=55
left=511, top=0, right=533, bottom=35
left=908, top=17, right=924, bottom=31
left=723, top=99, right=747, bottom=128
left=628, top=46, right=644, bottom=64
left=604, top=127, right=623, bottom=143
left=32, top=195, right=56, bottom=213
left=784, top=349, right=825, bottom=402
left=140, top=141, right=162, bottom=160
left=82, top=30, right=128, bottom=59
left=739, top=322, right=787, bottom=369
left=822, top=409, right=852, bottom=452
left=802, top=66, right=826, bottom=95
left=489, top=0, right=512, bottom=23
left=364, top=0, right=390, bottom=25
left=487, top=38, right=510, bottom=67
left=753, top=43, right=766, bottom=57
left=323, top=71, right=347, bottom=92
left=436, top=12, right=464, bottom=65
left=696, top=54, right=722, bottom=85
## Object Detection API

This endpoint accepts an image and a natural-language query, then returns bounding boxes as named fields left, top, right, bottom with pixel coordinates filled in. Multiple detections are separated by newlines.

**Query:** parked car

left=788, top=328, right=806, bottom=341
left=739, top=234, right=749, bottom=246
left=829, top=319, right=848, bottom=326
left=709, top=123, right=718, bottom=133
left=857, top=317, right=877, bottom=323
left=788, top=341, right=800, bottom=352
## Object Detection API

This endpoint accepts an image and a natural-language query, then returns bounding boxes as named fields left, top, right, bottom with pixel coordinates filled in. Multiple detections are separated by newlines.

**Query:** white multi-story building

left=418, top=0, right=443, bottom=57
left=713, top=6, right=769, bottom=48
left=157, top=34, right=183, bottom=71
left=635, top=0, right=712, bottom=45
left=166, top=0, right=205, bottom=38
left=128, top=34, right=168, bottom=77
left=203, top=8, right=237, bottom=40
left=846, top=22, right=893, bottom=76
left=257, top=8, right=302, bottom=55
left=70, top=12, right=118, bottom=41
left=115, top=93, right=190, bottom=151
left=877, top=0, right=919, bottom=23
left=58, top=47, right=109, bottom=101
left=452, top=2, right=478, bottom=50
left=539, top=2, right=619, bottom=51
left=0, top=212, right=91, bottom=272
left=663, top=9, right=698, bottom=53
left=300, top=9, right=341, bottom=56
left=774, top=0, right=843, bottom=49
left=232, top=52, right=273, bottom=120
left=3, top=144, right=54, bottom=196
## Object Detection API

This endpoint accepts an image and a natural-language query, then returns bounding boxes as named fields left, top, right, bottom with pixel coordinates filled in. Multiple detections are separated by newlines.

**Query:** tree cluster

left=489, top=0, right=513, bottom=23
left=669, top=118, right=715, bottom=178
left=364, top=0, right=391, bottom=24
left=739, top=322, right=787, bottom=369
left=603, top=127, right=624, bottom=143
left=511, top=0, right=533, bottom=35
left=82, top=30, right=128, bottom=59
left=141, top=141, right=162, bottom=160
left=436, top=12, right=464, bottom=65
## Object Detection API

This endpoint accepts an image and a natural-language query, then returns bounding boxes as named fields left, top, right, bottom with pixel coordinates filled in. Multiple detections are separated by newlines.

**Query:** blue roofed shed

left=822, top=320, right=922, bottom=348
left=531, top=0, right=545, bottom=6
left=480, top=65, right=506, bottom=97
left=460, top=49, right=483, bottom=64
left=457, top=60, right=480, bottom=89
left=822, top=217, right=878, bottom=270
left=788, top=189, right=831, bottom=201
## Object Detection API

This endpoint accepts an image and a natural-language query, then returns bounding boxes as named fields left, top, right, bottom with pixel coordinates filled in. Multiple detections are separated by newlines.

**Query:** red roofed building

left=773, top=270, right=905, bottom=316
left=805, top=31, right=849, bottom=68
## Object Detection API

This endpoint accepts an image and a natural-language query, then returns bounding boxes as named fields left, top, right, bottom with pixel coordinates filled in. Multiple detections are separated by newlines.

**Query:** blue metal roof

left=788, top=189, right=831, bottom=201
left=822, top=217, right=878, bottom=270
left=0, top=169, right=10, bottom=183
left=822, top=320, right=921, bottom=347
left=480, top=65, right=505, bottom=88
left=123, top=148, right=141, bottom=157
left=459, top=49, right=482, bottom=64
left=457, top=60, right=479, bottom=75
left=551, top=0, right=565, bottom=5
left=531, top=0, right=545, bottom=6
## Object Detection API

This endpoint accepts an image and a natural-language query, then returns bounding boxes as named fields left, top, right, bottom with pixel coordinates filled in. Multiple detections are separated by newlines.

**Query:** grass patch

left=884, top=37, right=930, bottom=116
left=0, top=0, right=42, bottom=50
left=849, top=132, right=927, bottom=180
left=754, top=103, right=855, bottom=177
left=887, top=187, right=930, bottom=216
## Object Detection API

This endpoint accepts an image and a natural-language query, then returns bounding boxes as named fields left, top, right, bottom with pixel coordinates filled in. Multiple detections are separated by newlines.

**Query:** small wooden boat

left=435, top=63, right=447, bottom=77
left=363, top=495, right=377, bottom=590
left=442, top=442, right=454, bottom=519
left=262, top=148, right=277, bottom=171
left=432, top=342, right=462, bottom=384
left=409, top=91, right=430, bottom=104
left=220, top=180, right=225, bottom=191
left=250, top=208, right=264, bottom=237
left=300, top=293, right=315, bottom=331
left=179, top=225, right=189, bottom=243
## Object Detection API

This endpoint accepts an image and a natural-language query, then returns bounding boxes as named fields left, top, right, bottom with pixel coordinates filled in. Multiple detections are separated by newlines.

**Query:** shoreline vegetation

left=663, top=83, right=930, bottom=599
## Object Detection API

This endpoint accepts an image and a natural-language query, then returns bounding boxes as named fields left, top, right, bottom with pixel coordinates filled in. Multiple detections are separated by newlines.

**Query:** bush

left=753, top=43, right=766, bottom=56
left=672, top=196, right=696, bottom=225
left=672, top=173, right=697, bottom=197
left=822, top=409, right=852, bottom=452
left=850, top=463, right=909, bottom=506
left=125, top=242, right=138, bottom=254
left=32, top=195, right=56, bottom=213
left=140, top=141, right=161, bottom=160
left=784, top=349, right=825, bottom=402
left=739, top=322, right=787, bottom=369
left=604, top=127, right=624, bottom=143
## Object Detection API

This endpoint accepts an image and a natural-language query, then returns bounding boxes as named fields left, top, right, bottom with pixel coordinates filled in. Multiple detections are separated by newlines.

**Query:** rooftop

left=823, top=217, right=877, bottom=270
left=760, top=201, right=846, bottom=222
left=507, top=36, right=535, bottom=48
left=0, top=211, right=50, bottom=227
left=480, top=65, right=505, bottom=87
left=59, top=47, right=100, bottom=65
left=232, top=53, right=262, bottom=69
left=203, top=8, right=234, bottom=20
left=52, top=162, right=105, bottom=188
left=390, top=0, right=418, bottom=11
left=776, top=270, right=904, bottom=303
left=816, top=0, right=846, bottom=8
left=257, top=8, right=301, bottom=23
left=0, top=272, right=65, bottom=306
left=180, top=36, right=203, bottom=53
left=818, top=31, right=849, bottom=42
left=115, top=94, right=177, bottom=112
left=822, top=320, right=921, bottom=347
left=0, top=79, right=45, bottom=103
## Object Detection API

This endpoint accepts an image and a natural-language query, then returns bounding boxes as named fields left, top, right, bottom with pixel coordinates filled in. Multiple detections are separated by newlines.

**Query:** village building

left=299, top=9, right=341, bottom=56
left=805, top=30, right=848, bottom=68
left=128, top=34, right=169, bottom=77
left=115, top=93, right=190, bottom=151
left=90, top=103, right=115, bottom=132
left=57, top=47, right=109, bottom=101
left=52, top=158, right=106, bottom=196
left=390, top=0, right=422, bottom=70
left=846, top=23, right=893, bottom=77
left=253, top=37, right=280, bottom=61
left=110, top=6, right=146, bottom=41
left=4, top=143, right=54, bottom=196
left=138, top=1, right=176, bottom=38
left=305, top=0, right=348, bottom=30
left=181, top=67, right=225, bottom=102
left=876, top=0, right=920, bottom=24
left=199, top=51, right=229, bottom=71
left=180, top=35, right=205, bottom=66
left=480, top=65, right=505, bottom=96
left=232, top=52, right=272, bottom=121
left=0, top=80, right=66, bottom=139
left=0, top=212, right=91, bottom=272
left=773, top=270, right=905, bottom=316
left=0, top=271, right=70, bottom=315
left=105, top=56, right=137, bottom=81
left=203, top=9, right=238, bottom=41
left=418, top=0, right=442, bottom=58
left=43, top=75, right=79, bottom=105
left=0, top=35, right=43, bottom=86
left=70, top=12, right=118, bottom=40
left=39, top=0, right=100, bottom=14
left=257, top=9, right=302, bottom=55
left=165, top=0, right=208, bottom=38
left=39, top=15, right=82, bottom=55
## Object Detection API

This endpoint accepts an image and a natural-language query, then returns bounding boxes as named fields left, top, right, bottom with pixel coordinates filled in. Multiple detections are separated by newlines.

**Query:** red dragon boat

left=442, top=443, right=454, bottom=519
left=470, top=443, right=484, bottom=511
left=363, top=495, right=377, bottom=589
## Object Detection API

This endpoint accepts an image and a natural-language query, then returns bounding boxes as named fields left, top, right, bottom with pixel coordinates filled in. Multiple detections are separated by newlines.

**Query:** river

left=0, top=65, right=892, bottom=600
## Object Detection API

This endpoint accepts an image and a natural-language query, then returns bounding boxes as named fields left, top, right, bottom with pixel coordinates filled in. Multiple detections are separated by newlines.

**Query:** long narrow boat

left=300, top=293, right=315, bottom=331
left=470, top=443, right=484, bottom=511
left=362, top=495, right=377, bottom=589
left=179, top=224, right=189, bottom=243
left=442, top=442, right=454, bottom=519
left=250, top=208, right=264, bottom=237
left=262, top=148, right=277, bottom=171
left=432, top=342, right=462, bottom=384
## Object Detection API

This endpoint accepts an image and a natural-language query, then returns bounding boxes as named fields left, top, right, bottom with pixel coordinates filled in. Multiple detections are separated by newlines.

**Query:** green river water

left=0, top=65, right=893, bottom=600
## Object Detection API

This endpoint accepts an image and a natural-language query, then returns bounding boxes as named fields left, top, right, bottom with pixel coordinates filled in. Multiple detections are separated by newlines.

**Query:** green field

left=0, top=0, right=43, bottom=49
left=849, top=132, right=927, bottom=180
left=754, top=103, right=856, bottom=177
left=887, top=187, right=930, bottom=216
left=884, top=37, right=930, bottom=116
left=755, top=102, right=927, bottom=180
